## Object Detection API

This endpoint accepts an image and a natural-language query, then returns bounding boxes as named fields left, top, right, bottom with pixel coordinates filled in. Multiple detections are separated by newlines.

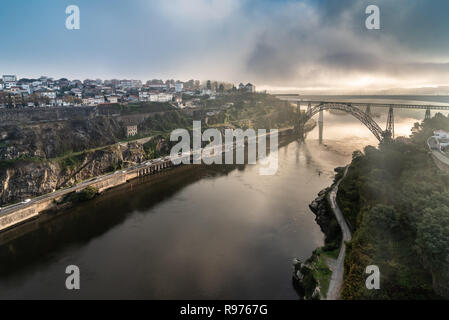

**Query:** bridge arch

left=304, top=103, right=384, bottom=141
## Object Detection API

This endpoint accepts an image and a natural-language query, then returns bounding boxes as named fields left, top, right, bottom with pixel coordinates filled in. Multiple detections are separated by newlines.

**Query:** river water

left=0, top=97, right=448, bottom=299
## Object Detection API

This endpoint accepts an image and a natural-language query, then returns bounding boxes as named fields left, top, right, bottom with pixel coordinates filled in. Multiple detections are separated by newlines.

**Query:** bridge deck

left=278, top=97, right=449, bottom=110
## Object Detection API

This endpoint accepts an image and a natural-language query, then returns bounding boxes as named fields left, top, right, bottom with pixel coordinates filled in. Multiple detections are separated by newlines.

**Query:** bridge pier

left=386, top=106, right=395, bottom=139
left=319, top=110, right=324, bottom=144
left=425, top=108, right=431, bottom=120
left=307, top=102, right=312, bottom=113
left=366, top=104, right=371, bottom=116
left=294, top=101, right=305, bottom=139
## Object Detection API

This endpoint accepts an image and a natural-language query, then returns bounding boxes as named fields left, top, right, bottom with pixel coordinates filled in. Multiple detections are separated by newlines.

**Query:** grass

left=312, top=248, right=336, bottom=299
left=0, top=155, right=44, bottom=169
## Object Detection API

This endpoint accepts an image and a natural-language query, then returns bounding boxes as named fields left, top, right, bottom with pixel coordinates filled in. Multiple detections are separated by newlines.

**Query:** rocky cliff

left=0, top=142, right=149, bottom=206
left=309, top=187, right=342, bottom=250
left=0, top=117, right=124, bottom=161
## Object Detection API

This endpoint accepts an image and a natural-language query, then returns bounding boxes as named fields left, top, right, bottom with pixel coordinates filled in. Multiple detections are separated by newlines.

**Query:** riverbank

left=326, top=166, right=351, bottom=300
left=0, top=130, right=302, bottom=234
left=293, top=167, right=346, bottom=299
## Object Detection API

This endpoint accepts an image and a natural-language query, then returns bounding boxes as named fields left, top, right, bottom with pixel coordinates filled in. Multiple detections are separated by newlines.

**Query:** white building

left=107, top=96, right=119, bottom=103
left=149, top=93, right=173, bottom=102
left=3, top=75, right=17, bottom=83
left=433, top=130, right=449, bottom=151
left=433, top=130, right=449, bottom=140
left=139, top=91, right=149, bottom=102
left=82, top=96, right=104, bottom=106
left=175, top=82, right=184, bottom=93
left=94, top=95, right=105, bottom=104
left=201, top=89, right=213, bottom=96
left=20, top=84, right=32, bottom=94
left=120, top=80, right=133, bottom=88
left=40, top=90, right=56, bottom=99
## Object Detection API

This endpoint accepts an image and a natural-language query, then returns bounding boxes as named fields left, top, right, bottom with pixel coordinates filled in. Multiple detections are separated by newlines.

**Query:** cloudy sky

left=1, top=0, right=449, bottom=93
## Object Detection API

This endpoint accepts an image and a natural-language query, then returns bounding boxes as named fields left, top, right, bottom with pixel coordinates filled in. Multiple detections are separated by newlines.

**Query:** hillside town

left=0, top=74, right=256, bottom=109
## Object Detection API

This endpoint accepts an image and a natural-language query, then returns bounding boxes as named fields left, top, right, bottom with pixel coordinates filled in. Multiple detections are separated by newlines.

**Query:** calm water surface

left=0, top=98, right=445, bottom=299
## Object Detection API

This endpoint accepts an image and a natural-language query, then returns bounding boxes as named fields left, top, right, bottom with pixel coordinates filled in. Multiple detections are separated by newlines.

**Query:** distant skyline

left=2, top=0, right=449, bottom=94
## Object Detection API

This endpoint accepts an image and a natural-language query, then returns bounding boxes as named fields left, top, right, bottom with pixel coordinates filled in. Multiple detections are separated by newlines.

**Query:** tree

left=416, top=206, right=449, bottom=296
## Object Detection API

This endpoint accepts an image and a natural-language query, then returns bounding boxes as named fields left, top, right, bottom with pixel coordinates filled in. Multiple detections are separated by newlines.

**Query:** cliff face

left=0, top=117, right=124, bottom=161
left=309, top=187, right=342, bottom=250
left=0, top=142, right=148, bottom=206
left=0, top=107, right=191, bottom=207
left=0, top=161, right=60, bottom=205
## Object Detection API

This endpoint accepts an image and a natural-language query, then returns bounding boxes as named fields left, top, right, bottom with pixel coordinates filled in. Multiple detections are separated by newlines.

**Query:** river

left=0, top=97, right=448, bottom=299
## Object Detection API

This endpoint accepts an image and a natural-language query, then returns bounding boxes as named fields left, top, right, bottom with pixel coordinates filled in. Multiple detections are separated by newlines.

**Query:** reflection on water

left=0, top=141, right=333, bottom=300
left=0, top=97, right=442, bottom=299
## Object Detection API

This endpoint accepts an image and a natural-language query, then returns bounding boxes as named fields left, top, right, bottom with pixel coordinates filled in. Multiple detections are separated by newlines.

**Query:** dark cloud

left=243, top=0, right=449, bottom=90
left=320, top=52, right=383, bottom=72
left=246, top=38, right=298, bottom=81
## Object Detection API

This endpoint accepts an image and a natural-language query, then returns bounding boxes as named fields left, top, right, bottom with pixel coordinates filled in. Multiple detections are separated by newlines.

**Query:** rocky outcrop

left=0, top=142, right=149, bottom=206
left=292, top=257, right=321, bottom=300
left=0, top=117, right=124, bottom=161
left=310, top=183, right=343, bottom=250
left=309, top=188, right=333, bottom=238
left=0, top=161, right=60, bottom=205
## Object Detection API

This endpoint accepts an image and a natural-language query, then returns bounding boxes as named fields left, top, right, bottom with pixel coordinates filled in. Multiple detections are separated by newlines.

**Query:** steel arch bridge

left=301, top=103, right=386, bottom=141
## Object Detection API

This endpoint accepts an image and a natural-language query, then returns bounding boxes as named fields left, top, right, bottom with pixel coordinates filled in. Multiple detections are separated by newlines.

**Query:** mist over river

left=0, top=97, right=447, bottom=299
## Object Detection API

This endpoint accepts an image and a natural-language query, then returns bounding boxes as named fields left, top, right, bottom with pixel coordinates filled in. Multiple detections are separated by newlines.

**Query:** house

left=245, top=83, right=256, bottom=93
left=94, top=95, right=105, bottom=104
left=433, top=130, right=449, bottom=140
left=201, top=89, right=212, bottom=96
left=432, top=130, right=449, bottom=151
left=149, top=93, right=173, bottom=102
left=39, top=89, right=57, bottom=100
left=82, top=98, right=96, bottom=106
left=139, top=91, right=149, bottom=102
left=127, top=95, right=139, bottom=102
left=175, top=82, right=184, bottom=93
left=107, top=96, right=119, bottom=103
left=2, top=75, right=17, bottom=84
left=126, top=125, right=138, bottom=137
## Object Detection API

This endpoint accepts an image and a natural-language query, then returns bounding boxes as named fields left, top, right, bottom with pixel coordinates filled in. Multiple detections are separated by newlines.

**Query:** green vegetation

left=140, top=110, right=193, bottom=136
left=65, top=186, right=99, bottom=204
left=0, top=155, right=44, bottom=169
left=299, top=247, right=338, bottom=300
left=338, top=113, right=449, bottom=299
left=313, top=248, right=338, bottom=298
left=143, top=136, right=167, bottom=159
left=204, top=92, right=296, bottom=130
left=57, top=151, right=87, bottom=171
left=99, top=102, right=174, bottom=115
left=324, top=187, right=344, bottom=251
